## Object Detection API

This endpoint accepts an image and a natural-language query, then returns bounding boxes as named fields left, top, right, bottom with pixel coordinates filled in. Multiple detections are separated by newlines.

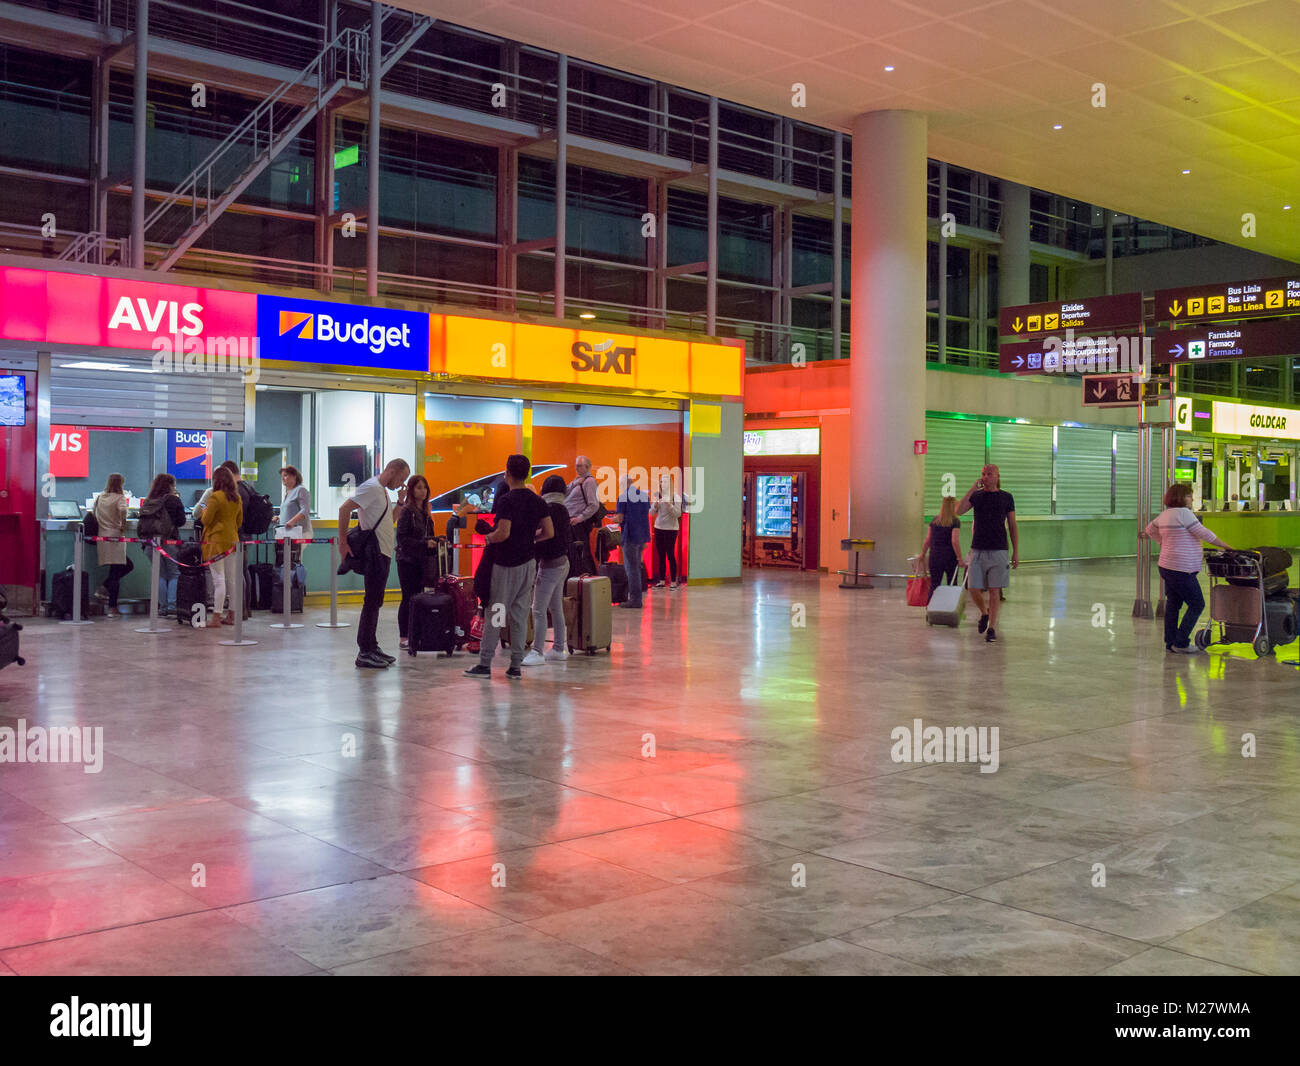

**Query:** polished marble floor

left=2, top=561, right=1298, bottom=976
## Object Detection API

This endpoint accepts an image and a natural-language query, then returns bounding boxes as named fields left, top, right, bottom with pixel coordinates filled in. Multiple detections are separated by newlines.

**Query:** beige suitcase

left=566, top=574, right=612, bottom=654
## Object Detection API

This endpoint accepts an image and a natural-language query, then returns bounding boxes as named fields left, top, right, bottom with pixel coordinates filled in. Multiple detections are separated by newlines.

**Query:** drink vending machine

left=742, top=471, right=805, bottom=569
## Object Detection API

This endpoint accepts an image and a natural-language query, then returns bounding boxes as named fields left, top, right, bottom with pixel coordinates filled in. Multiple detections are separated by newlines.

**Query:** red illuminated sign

left=0, top=267, right=257, bottom=352
left=50, top=424, right=89, bottom=477
left=914, top=440, right=927, bottom=455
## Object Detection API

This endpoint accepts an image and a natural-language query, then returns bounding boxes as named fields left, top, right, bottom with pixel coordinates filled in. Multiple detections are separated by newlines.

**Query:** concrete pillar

left=849, top=110, right=927, bottom=576
left=999, top=179, right=1030, bottom=307
left=366, top=0, right=381, bottom=299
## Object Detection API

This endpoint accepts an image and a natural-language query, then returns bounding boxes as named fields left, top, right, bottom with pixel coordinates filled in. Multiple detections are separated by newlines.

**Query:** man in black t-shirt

left=956, top=463, right=1019, bottom=643
left=465, top=454, right=554, bottom=679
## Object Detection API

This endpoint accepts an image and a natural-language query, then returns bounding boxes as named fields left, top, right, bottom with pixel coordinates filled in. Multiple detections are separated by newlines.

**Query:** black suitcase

left=0, top=591, right=23, bottom=670
left=175, top=544, right=209, bottom=626
left=1226, top=547, right=1292, bottom=596
left=599, top=562, right=629, bottom=604
left=407, top=591, right=456, bottom=656
left=51, top=566, right=90, bottom=619
left=271, top=563, right=306, bottom=614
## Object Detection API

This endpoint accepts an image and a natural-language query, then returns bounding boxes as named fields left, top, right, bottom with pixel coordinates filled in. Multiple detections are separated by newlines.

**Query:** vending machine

left=745, top=471, right=806, bottom=569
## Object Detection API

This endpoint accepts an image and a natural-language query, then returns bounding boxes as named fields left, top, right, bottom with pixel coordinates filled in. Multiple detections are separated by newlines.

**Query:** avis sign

left=49, top=425, right=88, bottom=477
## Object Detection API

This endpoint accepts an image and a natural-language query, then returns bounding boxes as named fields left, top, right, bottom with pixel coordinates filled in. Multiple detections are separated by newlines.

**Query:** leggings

left=929, top=556, right=958, bottom=592
left=396, top=557, right=424, bottom=638
left=209, top=553, right=238, bottom=615
left=654, top=527, right=679, bottom=583
left=104, top=557, right=134, bottom=608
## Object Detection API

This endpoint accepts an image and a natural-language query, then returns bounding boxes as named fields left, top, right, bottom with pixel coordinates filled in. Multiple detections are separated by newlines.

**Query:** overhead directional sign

left=1081, top=373, right=1140, bottom=407
left=999, top=333, right=1142, bottom=375
left=998, top=293, right=1142, bottom=338
left=1156, top=276, right=1300, bottom=324
left=1151, top=318, right=1300, bottom=365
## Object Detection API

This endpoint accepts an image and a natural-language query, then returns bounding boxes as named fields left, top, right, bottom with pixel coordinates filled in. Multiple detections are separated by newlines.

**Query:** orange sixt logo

left=571, top=339, right=633, bottom=374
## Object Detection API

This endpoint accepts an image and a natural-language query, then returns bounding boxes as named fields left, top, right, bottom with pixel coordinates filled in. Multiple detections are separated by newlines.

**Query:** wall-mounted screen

left=328, top=444, right=371, bottom=487
left=0, top=374, right=25, bottom=427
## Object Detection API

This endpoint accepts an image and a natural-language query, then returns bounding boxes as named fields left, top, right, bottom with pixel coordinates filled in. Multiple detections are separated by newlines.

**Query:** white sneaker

left=521, top=650, right=546, bottom=667
left=544, top=647, right=568, bottom=662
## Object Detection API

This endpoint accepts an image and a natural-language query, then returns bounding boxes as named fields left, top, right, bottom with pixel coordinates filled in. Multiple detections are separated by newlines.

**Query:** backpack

left=81, top=508, right=99, bottom=539
left=239, top=483, right=274, bottom=535
left=581, top=476, right=608, bottom=526
left=137, top=496, right=176, bottom=540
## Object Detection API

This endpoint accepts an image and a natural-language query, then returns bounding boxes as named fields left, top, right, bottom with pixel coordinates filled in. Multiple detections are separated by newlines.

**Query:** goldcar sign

left=1211, top=401, right=1300, bottom=441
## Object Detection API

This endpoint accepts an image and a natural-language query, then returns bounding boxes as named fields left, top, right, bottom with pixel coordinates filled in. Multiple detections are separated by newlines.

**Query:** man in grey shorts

left=957, top=464, right=1019, bottom=643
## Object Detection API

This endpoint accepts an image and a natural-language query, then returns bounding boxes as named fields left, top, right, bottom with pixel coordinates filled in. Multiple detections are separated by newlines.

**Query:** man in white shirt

left=339, top=458, right=409, bottom=668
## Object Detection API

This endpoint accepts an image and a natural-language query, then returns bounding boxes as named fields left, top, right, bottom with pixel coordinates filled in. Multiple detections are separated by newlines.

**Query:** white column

left=849, top=110, right=927, bottom=576
left=1000, top=180, right=1031, bottom=308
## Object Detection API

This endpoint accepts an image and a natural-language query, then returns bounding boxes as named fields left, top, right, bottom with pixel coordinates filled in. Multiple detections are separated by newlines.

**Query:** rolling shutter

left=1056, top=427, right=1113, bottom=514
left=989, top=422, right=1052, bottom=515
left=49, top=350, right=245, bottom=431
left=924, top=416, right=986, bottom=515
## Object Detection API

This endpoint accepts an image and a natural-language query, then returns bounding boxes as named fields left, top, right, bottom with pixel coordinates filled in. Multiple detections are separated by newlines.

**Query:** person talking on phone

left=956, top=464, right=1018, bottom=643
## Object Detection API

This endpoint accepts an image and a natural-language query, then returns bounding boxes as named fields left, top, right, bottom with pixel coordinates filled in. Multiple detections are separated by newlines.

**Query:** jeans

left=103, top=556, right=134, bottom=608
left=531, top=556, right=569, bottom=654
left=623, top=542, right=645, bottom=605
left=146, top=544, right=179, bottom=611
left=479, top=559, right=536, bottom=669
left=1160, top=566, right=1205, bottom=649
left=653, top=527, right=679, bottom=584
left=396, top=557, right=424, bottom=638
left=210, top=552, right=238, bottom=615
left=357, top=552, right=392, bottom=654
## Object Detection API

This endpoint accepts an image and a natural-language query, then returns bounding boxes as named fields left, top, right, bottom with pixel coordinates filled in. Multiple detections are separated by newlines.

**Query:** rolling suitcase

left=408, top=591, right=456, bottom=656
left=434, top=574, right=476, bottom=648
left=175, top=542, right=209, bottom=626
left=245, top=542, right=275, bottom=611
left=599, top=562, right=628, bottom=604
left=0, top=591, right=23, bottom=670
left=566, top=574, right=612, bottom=654
left=925, top=568, right=966, bottom=627
left=424, top=537, right=451, bottom=587
left=271, top=563, right=306, bottom=613
left=50, top=566, right=90, bottom=620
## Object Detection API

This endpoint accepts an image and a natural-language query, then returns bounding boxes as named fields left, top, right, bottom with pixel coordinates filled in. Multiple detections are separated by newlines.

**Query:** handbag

left=906, top=574, right=931, bottom=607
left=339, top=492, right=389, bottom=575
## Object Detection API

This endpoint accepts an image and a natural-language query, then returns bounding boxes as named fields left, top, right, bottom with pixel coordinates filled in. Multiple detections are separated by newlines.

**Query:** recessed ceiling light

left=1052, top=124, right=1062, bottom=130
left=578, top=312, right=596, bottom=319
left=1181, top=169, right=1191, bottom=175
left=883, top=65, right=894, bottom=72
left=1285, top=205, right=1292, bottom=211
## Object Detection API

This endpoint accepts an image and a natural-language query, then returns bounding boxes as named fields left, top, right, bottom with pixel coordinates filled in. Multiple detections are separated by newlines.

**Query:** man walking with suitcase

left=957, top=464, right=1018, bottom=643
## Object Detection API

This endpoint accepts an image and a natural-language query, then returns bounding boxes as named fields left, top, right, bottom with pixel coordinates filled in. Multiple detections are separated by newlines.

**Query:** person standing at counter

left=340, top=458, right=409, bottom=670
left=279, top=466, right=312, bottom=565
left=196, top=466, right=243, bottom=627
left=395, top=473, right=436, bottom=651
left=139, top=473, right=186, bottom=616
left=649, top=474, right=683, bottom=589
left=614, top=475, right=651, bottom=610
left=565, top=455, right=601, bottom=575
left=94, top=473, right=133, bottom=616
left=1145, top=483, right=1234, bottom=655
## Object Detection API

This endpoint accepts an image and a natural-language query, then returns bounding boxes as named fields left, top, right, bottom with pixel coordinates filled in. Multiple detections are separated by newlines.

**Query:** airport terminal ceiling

left=397, top=0, right=1300, bottom=263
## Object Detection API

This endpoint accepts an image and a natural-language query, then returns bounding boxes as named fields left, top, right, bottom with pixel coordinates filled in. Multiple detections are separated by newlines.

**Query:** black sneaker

left=985, top=627, right=997, bottom=643
left=355, top=652, right=388, bottom=669
left=374, top=649, right=396, bottom=664
left=978, top=614, right=989, bottom=634
left=506, top=665, right=523, bottom=680
left=618, top=601, right=643, bottom=609
left=464, top=664, right=491, bottom=678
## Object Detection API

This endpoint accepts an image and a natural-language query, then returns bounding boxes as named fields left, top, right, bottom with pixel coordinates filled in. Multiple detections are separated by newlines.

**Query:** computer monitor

left=46, top=500, right=83, bottom=520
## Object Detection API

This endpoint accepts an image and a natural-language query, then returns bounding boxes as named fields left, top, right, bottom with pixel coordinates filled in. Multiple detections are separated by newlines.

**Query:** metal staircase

left=60, top=5, right=432, bottom=269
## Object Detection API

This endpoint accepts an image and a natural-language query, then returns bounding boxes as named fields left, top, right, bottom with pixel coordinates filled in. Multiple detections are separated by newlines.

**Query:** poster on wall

left=49, top=425, right=89, bottom=477
left=167, top=430, right=214, bottom=480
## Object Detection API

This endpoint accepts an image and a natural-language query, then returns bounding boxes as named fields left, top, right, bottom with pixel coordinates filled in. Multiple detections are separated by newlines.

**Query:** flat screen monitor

left=47, top=499, right=83, bottom=520
left=0, top=375, right=25, bottom=427
left=328, top=445, right=371, bottom=487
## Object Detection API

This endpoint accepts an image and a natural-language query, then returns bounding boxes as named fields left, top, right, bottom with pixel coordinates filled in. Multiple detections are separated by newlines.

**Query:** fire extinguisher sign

left=914, top=440, right=927, bottom=455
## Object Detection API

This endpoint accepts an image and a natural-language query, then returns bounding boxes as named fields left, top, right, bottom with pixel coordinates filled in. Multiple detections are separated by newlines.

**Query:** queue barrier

left=64, top=530, right=350, bottom=642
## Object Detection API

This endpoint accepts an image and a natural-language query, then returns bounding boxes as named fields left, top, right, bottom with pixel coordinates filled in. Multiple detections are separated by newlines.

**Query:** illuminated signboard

left=1212, top=401, right=1300, bottom=442
left=1151, top=319, right=1300, bottom=365
left=743, top=428, right=820, bottom=455
left=1156, top=276, right=1300, bottom=323
left=998, top=293, right=1142, bottom=338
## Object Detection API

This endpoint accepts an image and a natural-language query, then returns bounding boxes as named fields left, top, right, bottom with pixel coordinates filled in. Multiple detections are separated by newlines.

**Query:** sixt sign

left=256, top=295, right=428, bottom=371
left=571, top=339, right=634, bottom=375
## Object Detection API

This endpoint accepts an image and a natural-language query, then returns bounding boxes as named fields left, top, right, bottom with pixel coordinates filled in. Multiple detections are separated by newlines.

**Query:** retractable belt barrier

left=65, top=530, right=349, bottom=638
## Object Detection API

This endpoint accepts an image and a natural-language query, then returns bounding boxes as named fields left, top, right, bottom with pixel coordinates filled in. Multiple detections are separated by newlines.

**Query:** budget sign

left=167, top=430, right=213, bottom=480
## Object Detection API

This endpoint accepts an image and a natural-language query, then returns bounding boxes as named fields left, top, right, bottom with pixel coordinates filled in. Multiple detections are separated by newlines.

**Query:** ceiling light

left=578, top=312, right=596, bottom=320
left=1181, top=169, right=1191, bottom=175
left=883, top=65, right=895, bottom=72
left=1285, top=205, right=1292, bottom=211
left=1052, top=124, right=1062, bottom=130
left=58, top=360, right=152, bottom=373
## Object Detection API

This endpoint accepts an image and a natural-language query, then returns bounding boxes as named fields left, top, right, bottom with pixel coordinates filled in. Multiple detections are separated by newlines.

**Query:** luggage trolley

left=1196, top=550, right=1298, bottom=657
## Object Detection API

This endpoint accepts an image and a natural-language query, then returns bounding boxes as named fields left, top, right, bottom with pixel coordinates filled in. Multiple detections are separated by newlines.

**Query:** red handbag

left=906, top=575, right=931, bottom=607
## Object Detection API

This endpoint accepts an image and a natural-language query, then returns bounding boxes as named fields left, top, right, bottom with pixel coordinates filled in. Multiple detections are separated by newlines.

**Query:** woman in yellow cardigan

left=197, top=466, right=243, bottom=627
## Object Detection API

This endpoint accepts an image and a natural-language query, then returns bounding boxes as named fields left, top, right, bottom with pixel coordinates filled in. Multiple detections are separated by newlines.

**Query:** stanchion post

left=219, top=539, right=257, bottom=647
left=316, top=536, right=351, bottom=628
left=61, top=525, right=93, bottom=626
left=270, top=534, right=304, bottom=630
left=134, top=540, right=168, bottom=634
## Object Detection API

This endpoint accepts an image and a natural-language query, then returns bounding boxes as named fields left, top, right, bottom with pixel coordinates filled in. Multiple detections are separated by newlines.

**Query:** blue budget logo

left=256, top=296, right=429, bottom=371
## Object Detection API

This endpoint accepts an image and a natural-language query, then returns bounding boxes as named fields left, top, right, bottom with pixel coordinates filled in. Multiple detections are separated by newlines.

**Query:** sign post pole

left=219, top=540, right=257, bottom=647
left=134, top=541, right=169, bottom=634
left=316, top=538, right=350, bottom=629
left=1133, top=425, right=1153, bottom=619
left=270, top=535, right=304, bottom=630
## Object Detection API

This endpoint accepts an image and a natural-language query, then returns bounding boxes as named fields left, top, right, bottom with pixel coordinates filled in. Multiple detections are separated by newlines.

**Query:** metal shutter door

left=924, top=416, right=986, bottom=515
left=1115, top=431, right=1139, bottom=518
left=1056, top=427, right=1114, bottom=514
left=989, top=422, right=1052, bottom=515
left=49, top=351, right=245, bottom=431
